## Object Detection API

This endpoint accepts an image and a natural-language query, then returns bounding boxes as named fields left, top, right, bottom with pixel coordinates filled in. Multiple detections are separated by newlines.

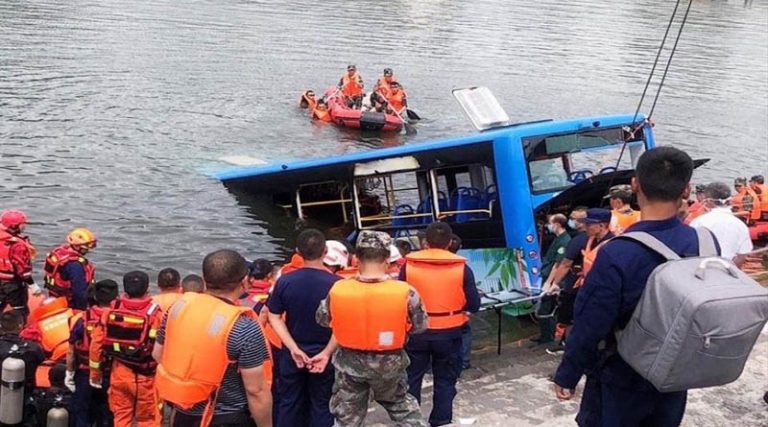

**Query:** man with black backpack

left=553, top=147, right=716, bottom=426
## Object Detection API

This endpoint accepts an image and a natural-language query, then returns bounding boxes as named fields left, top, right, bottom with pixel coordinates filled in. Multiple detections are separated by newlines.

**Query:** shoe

left=545, top=343, right=564, bottom=355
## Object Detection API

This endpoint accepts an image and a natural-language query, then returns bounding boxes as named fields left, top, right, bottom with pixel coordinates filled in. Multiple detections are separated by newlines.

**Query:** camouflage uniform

left=316, top=231, right=429, bottom=427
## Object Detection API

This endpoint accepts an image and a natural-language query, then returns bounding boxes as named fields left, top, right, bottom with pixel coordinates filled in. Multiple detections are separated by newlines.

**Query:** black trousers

left=169, top=408, right=256, bottom=427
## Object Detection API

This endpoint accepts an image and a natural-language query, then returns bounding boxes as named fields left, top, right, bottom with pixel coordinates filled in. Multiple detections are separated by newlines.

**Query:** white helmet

left=324, top=241, right=350, bottom=268
left=388, top=245, right=403, bottom=264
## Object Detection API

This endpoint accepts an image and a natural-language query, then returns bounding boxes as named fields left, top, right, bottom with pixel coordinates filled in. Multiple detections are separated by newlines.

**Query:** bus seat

left=456, top=187, right=484, bottom=223
left=449, top=187, right=468, bottom=211
left=484, top=184, right=498, bottom=207
left=417, top=191, right=448, bottom=224
left=393, top=204, right=415, bottom=226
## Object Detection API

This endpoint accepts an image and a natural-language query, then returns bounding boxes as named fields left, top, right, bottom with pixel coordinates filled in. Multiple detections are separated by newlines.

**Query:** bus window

left=294, top=181, right=352, bottom=227
left=354, top=171, right=432, bottom=230
left=524, top=126, right=646, bottom=194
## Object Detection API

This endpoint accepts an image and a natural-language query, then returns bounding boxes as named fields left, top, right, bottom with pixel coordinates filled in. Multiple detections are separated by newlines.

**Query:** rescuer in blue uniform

left=553, top=147, right=720, bottom=426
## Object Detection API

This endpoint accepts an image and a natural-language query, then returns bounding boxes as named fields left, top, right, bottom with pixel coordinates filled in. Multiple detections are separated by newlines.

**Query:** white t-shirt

left=690, top=207, right=753, bottom=260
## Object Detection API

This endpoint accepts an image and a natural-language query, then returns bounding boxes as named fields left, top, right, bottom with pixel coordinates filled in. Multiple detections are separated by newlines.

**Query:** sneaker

left=545, top=342, right=564, bottom=355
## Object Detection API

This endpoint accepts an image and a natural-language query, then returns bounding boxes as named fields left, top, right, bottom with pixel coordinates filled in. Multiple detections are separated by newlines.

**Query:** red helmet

left=1, top=210, right=28, bottom=229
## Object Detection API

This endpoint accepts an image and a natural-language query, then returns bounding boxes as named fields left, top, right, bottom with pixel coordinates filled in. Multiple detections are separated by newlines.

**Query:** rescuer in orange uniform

left=374, top=68, right=398, bottom=96
left=67, top=279, right=119, bottom=427
left=749, top=174, right=768, bottom=220
left=0, top=210, right=38, bottom=321
left=732, top=177, right=761, bottom=223
left=26, top=296, right=73, bottom=385
left=153, top=250, right=272, bottom=427
left=578, top=209, right=615, bottom=283
left=399, top=222, right=480, bottom=426
left=43, top=228, right=97, bottom=310
left=604, top=185, right=640, bottom=234
left=338, top=64, right=364, bottom=109
left=89, top=271, right=162, bottom=427
left=386, top=82, right=408, bottom=115
left=316, top=230, right=428, bottom=426
left=685, top=184, right=707, bottom=224
left=152, top=267, right=182, bottom=313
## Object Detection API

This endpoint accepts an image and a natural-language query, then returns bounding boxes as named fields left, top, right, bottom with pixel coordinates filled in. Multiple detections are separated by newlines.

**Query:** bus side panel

left=493, top=134, right=542, bottom=292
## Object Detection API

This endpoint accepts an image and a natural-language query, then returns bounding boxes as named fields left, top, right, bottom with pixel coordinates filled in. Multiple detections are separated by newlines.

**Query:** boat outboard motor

left=0, top=347, right=25, bottom=425
left=360, top=111, right=386, bottom=131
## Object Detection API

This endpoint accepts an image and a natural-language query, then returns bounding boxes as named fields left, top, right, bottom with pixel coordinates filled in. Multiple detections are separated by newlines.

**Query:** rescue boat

left=323, top=88, right=404, bottom=133
left=750, top=220, right=768, bottom=243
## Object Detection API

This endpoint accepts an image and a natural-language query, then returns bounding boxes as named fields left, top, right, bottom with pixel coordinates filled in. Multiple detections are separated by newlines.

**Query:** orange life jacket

left=312, top=106, right=332, bottom=122
left=388, top=88, right=407, bottom=114
left=732, top=188, right=762, bottom=221
left=0, top=230, right=34, bottom=282
left=31, top=297, right=72, bottom=361
left=337, top=266, right=359, bottom=279
left=155, top=293, right=273, bottom=425
left=609, top=208, right=641, bottom=234
left=70, top=305, right=108, bottom=371
left=578, top=236, right=610, bottom=287
left=101, top=296, right=161, bottom=373
left=43, top=245, right=95, bottom=298
left=754, top=184, right=768, bottom=213
left=340, top=72, right=364, bottom=98
left=685, top=201, right=706, bottom=225
left=153, top=291, right=182, bottom=314
left=405, top=249, right=467, bottom=330
left=35, top=359, right=63, bottom=389
left=329, top=279, right=411, bottom=351
left=279, top=254, right=304, bottom=277
left=237, top=288, right=283, bottom=350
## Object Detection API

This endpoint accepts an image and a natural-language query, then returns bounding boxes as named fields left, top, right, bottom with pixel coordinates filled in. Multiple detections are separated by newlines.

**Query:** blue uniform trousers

left=70, top=369, right=112, bottom=427
left=406, top=337, right=462, bottom=427
left=275, top=349, right=334, bottom=427
left=576, top=376, right=687, bottom=427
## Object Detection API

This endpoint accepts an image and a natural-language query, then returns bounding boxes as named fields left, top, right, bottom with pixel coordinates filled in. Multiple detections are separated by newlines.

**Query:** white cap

left=388, top=245, right=403, bottom=264
left=324, top=241, right=349, bottom=268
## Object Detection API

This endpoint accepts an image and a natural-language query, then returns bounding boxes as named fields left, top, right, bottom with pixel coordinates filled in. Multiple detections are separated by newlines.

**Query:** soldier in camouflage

left=316, top=230, right=429, bottom=427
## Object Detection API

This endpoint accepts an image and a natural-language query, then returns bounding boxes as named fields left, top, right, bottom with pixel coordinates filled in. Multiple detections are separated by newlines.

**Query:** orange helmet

left=67, top=227, right=97, bottom=248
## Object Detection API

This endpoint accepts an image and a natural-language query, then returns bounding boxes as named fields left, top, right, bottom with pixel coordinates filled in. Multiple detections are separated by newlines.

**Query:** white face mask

left=567, top=219, right=578, bottom=229
left=546, top=223, right=556, bottom=233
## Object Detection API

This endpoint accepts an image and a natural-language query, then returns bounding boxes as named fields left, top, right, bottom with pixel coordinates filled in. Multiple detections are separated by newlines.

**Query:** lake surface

left=1, top=0, right=766, bottom=280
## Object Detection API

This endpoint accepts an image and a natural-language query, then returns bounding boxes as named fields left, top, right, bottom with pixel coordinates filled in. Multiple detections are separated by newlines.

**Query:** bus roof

left=214, top=113, right=642, bottom=188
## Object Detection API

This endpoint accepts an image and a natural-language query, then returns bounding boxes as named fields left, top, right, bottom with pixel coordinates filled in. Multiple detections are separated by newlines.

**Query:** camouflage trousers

left=330, top=359, right=427, bottom=427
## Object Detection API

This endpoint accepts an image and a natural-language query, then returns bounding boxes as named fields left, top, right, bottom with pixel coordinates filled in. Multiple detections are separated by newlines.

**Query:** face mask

left=567, top=219, right=578, bottom=229
left=546, top=223, right=556, bottom=234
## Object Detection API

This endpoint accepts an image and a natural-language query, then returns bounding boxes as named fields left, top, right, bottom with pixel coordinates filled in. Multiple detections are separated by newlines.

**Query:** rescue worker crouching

left=24, top=296, right=73, bottom=386
left=67, top=279, right=119, bottom=427
left=604, top=184, right=640, bottom=234
left=400, top=222, right=481, bottom=427
left=154, top=250, right=272, bottom=427
left=43, top=228, right=97, bottom=310
left=338, top=64, right=364, bottom=109
left=89, top=271, right=162, bottom=427
left=316, top=230, right=428, bottom=427
left=0, top=209, right=39, bottom=322
left=152, top=267, right=182, bottom=313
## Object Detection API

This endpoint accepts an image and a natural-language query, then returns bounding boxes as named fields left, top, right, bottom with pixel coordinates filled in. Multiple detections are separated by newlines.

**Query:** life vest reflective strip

left=341, top=73, right=363, bottom=97
left=101, top=297, right=160, bottom=371
left=329, top=279, right=410, bottom=351
left=405, top=249, right=467, bottom=330
left=610, top=209, right=641, bottom=234
left=152, top=292, right=182, bottom=314
left=155, top=293, right=266, bottom=423
left=578, top=237, right=609, bottom=287
left=43, top=245, right=95, bottom=297
left=34, top=298, right=73, bottom=360
left=0, top=230, right=35, bottom=282
left=70, top=306, right=107, bottom=370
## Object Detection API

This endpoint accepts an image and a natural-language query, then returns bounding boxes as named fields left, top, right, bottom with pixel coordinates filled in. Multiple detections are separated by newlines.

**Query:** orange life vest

left=340, top=72, right=364, bottom=98
left=70, top=305, right=108, bottom=371
left=578, top=236, right=610, bottom=287
left=35, top=359, right=63, bottom=389
left=405, top=249, right=467, bottom=330
left=31, top=297, right=73, bottom=361
left=732, top=188, right=762, bottom=221
left=101, top=296, right=161, bottom=373
left=237, top=288, right=283, bottom=350
left=337, top=266, right=359, bottom=279
left=153, top=291, right=182, bottom=314
left=43, top=245, right=95, bottom=298
left=388, top=88, right=407, bottom=114
left=329, top=279, right=411, bottom=351
left=155, top=293, right=273, bottom=424
left=685, top=201, right=706, bottom=225
left=754, top=184, right=768, bottom=213
left=0, top=230, right=34, bottom=282
left=312, top=106, right=332, bottom=122
left=609, top=208, right=641, bottom=234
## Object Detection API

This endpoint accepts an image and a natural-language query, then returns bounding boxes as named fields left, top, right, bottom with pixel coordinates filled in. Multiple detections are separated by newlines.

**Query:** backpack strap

left=695, top=227, right=718, bottom=257
left=618, top=232, right=681, bottom=261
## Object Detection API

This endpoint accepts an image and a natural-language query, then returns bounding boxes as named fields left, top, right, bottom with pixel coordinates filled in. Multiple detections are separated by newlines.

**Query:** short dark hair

left=0, top=311, right=22, bottom=333
left=49, top=363, right=67, bottom=388
left=249, top=259, right=273, bottom=280
left=157, top=268, right=181, bottom=290
left=94, top=279, right=119, bottom=306
left=355, top=246, right=390, bottom=263
left=182, top=274, right=205, bottom=293
left=202, top=250, right=248, bottom=291
left=635, top=147, right=693, bottom=202
left=703, top=182, right=731, bottom=204
left=425, top=222, right=453, bottom=249
left=751, top=175, right=765, bottom=185
left=550, top=213, right=567, bottom=228
left=123, top=271, right=149, bottom=298
left=395, top=240, right=412, bottom=257
left=448, top=234, right=462, bottom=253
left=296, top=229, right=326, bottom=261
left=612, top=193, right=632, bottom=205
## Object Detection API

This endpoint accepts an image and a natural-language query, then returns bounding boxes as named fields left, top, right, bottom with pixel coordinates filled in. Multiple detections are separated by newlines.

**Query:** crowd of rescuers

left=301, top=65, right=409, bottom=121
left=0, top=211, right=481, bottom=426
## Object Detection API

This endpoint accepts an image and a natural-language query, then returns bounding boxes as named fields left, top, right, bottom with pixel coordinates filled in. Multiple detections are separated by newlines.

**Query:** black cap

left=94, top=279, right=119, bottom=305
left=123, top=271, right=149, bottom=297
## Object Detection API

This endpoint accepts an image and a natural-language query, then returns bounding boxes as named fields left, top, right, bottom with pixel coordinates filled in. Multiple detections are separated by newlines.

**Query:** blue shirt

left=554, top=217, right=720, bottom=390
left=61, top=262, right=89, bottom=310
left=399, top=264, right=480, bottom=341
left=267, top=267, right=339, bottom=355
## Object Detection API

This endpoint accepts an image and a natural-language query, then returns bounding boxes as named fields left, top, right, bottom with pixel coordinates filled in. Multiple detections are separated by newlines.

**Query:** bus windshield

left=524, top=126, right=646, bottom=194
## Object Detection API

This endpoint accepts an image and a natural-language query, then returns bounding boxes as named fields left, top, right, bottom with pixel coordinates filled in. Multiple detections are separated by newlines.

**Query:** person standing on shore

left=267, top=229, right=338, bottom=427
left=553, top=147, right=717, bottom=426
left=43, top=228, right=97, bottom=310
left=401, top=222, right=480, bottom=427
left=0, top=210, right=38, bottom=321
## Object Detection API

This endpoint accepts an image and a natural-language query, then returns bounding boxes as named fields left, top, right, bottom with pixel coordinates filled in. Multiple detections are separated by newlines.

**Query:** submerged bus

left=214, top=90, right=659, bottom=305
